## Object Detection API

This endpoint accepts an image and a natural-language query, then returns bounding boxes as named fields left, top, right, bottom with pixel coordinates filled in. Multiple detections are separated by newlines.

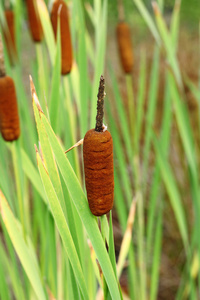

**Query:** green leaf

left=153, top=136, right=189, bottom=251
left=132, top=0, right=161, bottom=45
left=32, top=89, right=67, bottom=219
left=109, top=212, right=117, bottom=279
left=49, top=10, right=61, bottom=132
left=21, top=149, right=46, bottom=203
left=37, top=0, right=55, bottom=64
left=152, top=2, right=182, bottom=89
left=0, top=190, right=46, bottom=300
left=150, top=210, right=163, bottom=300
left=36, top=150, right=89, bottom=300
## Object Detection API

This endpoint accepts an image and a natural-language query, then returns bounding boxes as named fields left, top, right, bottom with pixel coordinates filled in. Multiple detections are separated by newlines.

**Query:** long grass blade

left=0, top=190, right=46, bottom=300
left=36, top=149, right=89, bottom=300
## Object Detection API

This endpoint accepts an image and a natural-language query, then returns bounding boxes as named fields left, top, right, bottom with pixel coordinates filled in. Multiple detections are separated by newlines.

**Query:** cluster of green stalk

left=0, top=0, right=199, bottom=299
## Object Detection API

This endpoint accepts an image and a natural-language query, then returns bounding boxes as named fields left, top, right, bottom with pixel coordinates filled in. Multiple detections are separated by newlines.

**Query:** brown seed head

left=51, top=0, right=73, bottom=75
left=116, top=22, right=134, bottom=74
left=0, top=76, right=20, bottom=141
left=3, top=10, right=17, bottom=65
left=26, top=0, right=43, bottom=42
left=83, top=129, right=114, bottom=216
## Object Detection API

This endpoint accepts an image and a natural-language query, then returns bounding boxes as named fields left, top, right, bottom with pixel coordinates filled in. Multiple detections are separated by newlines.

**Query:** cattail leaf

left=37, top=0, right=55, bottom=64
left=108, top=65, right=133, bottom=162
left=21, top=148, right=46, bottom=203
left=146, top=74, right=171, bottom=258
left=105, top=100, right=132, bottom=205
left=153, top=136, right=189, bottom=251
left=0, top=241, right=27, bottom=300
left=117, top=199, right=136, bottom=278
left=49, top=12, right=61, bottom=132
left=170, top=0, right=181, bottom=50
left=36, top=150, right=89, bottom=300
left=169, top=75, right=198, bottom=181
left=150, top=210, right=163, bottom=300
left=132, top=0, right=161, bottom=45
left=152, top=2, right=182, bottom=89
left=73, top=0, right=89, bottom=136
left=0, top=249, right=11, bottom=300
left=36, top=104, right=121, bottom=300
left=142, top=47, right=160, bottom=178
left=0, top=190, right=46, bottom=300
left=134, top=52, right=146, bottom=153
left=32, top=85, right=67, bottom=219
left=108, top=212, right=117, bottom=279
left=100, top=214, right=109, bottom=242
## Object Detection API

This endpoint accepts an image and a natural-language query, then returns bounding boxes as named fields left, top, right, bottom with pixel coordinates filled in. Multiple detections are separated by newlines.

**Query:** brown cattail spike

left=0, top=34, right=20, bottom=141
left=51, top=0, right=73, bottom=75
left=0, top=76, right=20, bottom=141
left=3, top=9, right=17, bottom=65
left=116, top=22, right=133, bottom=74
left=83, top=76, right=114, bottom=216
left=26, top=0, right=43, bottom=42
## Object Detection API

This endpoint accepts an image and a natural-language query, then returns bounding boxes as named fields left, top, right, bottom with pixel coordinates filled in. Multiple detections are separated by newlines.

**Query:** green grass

left=0, top=0, right=199, bottom=299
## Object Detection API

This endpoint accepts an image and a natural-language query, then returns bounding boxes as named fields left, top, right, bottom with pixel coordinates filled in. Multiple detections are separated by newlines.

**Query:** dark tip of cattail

left=51, top=0, right=73, bottom=75
left=0, top=76, right=20, bottom=141
left=26, top=0, right=43, bottom=42
left=83, top=76, right=114, bottom=216
left=116, top=22, right=134, bottom=74
left=3, top=9, right=17, bottom=66
left=95, top=75, right=105, bottom=132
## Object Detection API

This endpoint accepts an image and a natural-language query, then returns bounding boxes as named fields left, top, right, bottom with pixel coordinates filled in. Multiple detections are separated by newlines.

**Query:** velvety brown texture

left=83, top=129, right=114, bottom=216
left=0, top=76, right=20, bottom=141
left=116, top=22, right=134, bottom=74
left=4, top=10, right=17, bottom=65
left=51, top=0, right=73, bottom=75
left=26, top=0, right=43, bottom=42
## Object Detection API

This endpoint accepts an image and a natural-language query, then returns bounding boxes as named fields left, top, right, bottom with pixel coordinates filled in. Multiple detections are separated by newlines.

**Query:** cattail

left=0, top=35, right=20, bottom=141
left=26, top=0, right=43, bottom=42
left=116, top=22, right=133, bottom=74
left=3, top=9, right=17, bottom=65
left=51, top=0, right=73, bottom=75
left=83, top=76, right=114, bottom=216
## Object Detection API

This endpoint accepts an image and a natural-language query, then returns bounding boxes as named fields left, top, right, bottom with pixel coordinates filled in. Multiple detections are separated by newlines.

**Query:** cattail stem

left=63, top=76, right=82, bottom=183
left=126, top=74, right=135, bottom=146
left=95, top=75, right=105, bottom=132
left=117, top=0, right=125, bottom=22
left=5, top=0, right=11, bottom=9
left=0, top=34, right=6, bottom=77
left=11, top=141, right=26, bottom=240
